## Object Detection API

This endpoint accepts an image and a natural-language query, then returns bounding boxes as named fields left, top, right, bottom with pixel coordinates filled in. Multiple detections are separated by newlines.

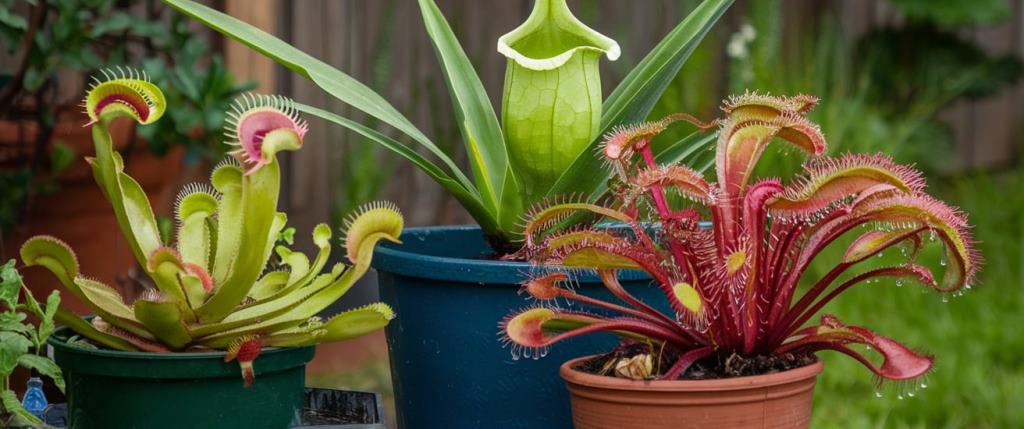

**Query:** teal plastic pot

left=48, top=325, right=314, bottom=429
left=373, top=226, right=666, bottom=428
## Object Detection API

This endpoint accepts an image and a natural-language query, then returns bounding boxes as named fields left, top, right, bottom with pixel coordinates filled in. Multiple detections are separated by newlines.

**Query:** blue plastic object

left=21, top=377, right=48, bottom=418
left=372, top=226, right=668, bottom=429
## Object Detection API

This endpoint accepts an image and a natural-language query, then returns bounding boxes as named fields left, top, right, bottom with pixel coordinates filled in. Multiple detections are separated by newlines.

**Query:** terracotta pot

left=560, top=355, right=824, bottom=429
left=1, top=115, right=183, bottom=314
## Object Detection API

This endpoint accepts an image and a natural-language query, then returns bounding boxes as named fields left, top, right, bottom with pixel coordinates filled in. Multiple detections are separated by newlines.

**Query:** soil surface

left=576, top=342, right=817, bottom=381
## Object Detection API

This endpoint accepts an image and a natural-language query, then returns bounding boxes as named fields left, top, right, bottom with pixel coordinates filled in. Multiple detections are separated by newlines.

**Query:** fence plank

left=262, top=0, right=1023, bottom=232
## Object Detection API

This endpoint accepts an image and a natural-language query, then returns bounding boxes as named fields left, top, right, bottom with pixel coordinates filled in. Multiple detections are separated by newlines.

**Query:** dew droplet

left=942, top=295, right=949, bottom=303
left=874, top=391, right=883, bottom=398
left=907, top=391, right=915, bottom=397
left=920, top=383, right=928, bottom=389
left=896, top=279, right=903, bottom=287
left=897, top=394, right=904, bottom=400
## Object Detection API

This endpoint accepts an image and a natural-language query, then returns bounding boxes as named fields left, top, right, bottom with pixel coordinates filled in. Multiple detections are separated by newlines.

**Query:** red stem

left=660, top=346, right=715, bottom=380
left=559, top=288, right=691, bottom=343
left=640, top=144, right=690, bottom=271
left=546, top=318, right=694, bottom=348
left=598, top=270, right=707, bottom=345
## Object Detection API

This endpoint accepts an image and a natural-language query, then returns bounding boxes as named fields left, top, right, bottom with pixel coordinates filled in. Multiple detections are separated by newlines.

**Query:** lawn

left=811, top=172, right=1024, bottom=428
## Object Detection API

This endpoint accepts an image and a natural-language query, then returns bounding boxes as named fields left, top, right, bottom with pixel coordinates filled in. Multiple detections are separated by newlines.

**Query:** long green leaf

left=418, top=0, right=508, bottom=211
left=296, top=103, right=499, bottom=233
left=547, top=0, right=732, bottom=198
left=161, top=0, right=466, bottom=190
left=601, top=0, right=732, bottom=130
left=655, top=130, right=718, bottom=166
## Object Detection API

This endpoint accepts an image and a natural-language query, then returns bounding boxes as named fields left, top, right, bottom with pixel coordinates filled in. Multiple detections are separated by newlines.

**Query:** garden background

left=1, top=0, right=1021, bottom=427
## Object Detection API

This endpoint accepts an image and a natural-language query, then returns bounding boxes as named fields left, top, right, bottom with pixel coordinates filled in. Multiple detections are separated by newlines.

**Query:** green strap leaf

left=418, top=0, right=507, bottom=211
left=601, top=0, right=732, bottom=131
left=296, top=103, right=498, bottom=234
left=547, top=0, right=732, bottom=199
left=161, top=0, right=465, bottom=192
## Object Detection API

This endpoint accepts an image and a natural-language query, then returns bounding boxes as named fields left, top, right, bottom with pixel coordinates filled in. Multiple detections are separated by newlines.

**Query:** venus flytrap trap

left=20, top=69, right=403, bottom=387
left=503, top=93, right=979, bottom=386
left=163, top=0, right=734, bottom=252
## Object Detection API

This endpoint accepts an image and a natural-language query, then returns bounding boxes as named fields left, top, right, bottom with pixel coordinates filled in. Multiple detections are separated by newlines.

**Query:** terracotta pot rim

left=560, top=354, right=824, bottom=392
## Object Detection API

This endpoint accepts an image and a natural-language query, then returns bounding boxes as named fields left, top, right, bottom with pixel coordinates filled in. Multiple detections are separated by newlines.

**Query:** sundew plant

left=19, top=69, right=403, bottom=386
left=163, top=0, right=734, bottom=252
left=502, top=94, right=980, bottom=387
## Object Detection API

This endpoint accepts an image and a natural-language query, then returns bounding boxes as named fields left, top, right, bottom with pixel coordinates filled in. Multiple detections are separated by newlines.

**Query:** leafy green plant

left=18, top=70, right=403, bottom=386
left=502, top=94, right=978, bottom=384
left=163, top=0, right=733, bottom=252
left=1, top=260, right=64, bottom=427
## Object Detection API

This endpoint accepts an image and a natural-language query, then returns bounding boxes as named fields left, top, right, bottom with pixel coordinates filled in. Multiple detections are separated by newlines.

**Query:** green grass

left=810, top=171, right=1024, bottom=428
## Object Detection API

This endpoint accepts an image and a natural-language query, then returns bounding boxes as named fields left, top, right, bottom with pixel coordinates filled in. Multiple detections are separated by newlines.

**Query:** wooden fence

left=29, top=0, right=1003, bottom=233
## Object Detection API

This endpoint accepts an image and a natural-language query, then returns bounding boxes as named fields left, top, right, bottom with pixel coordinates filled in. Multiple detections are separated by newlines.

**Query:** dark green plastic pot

left=48, top=325, right=314, bottom=429
left=372, top=226, right=667, bottom=429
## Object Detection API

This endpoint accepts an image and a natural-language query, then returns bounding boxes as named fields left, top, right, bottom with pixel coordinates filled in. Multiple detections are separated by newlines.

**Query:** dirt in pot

left=576, top=341, right=817, bottom=381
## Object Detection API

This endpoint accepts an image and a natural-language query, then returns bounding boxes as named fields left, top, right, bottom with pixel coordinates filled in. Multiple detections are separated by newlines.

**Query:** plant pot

left=47, top=325, right=315, bottom=429
left=372, top=225, right=668, bottom=428
left=560, top=355, right=824, bottom=429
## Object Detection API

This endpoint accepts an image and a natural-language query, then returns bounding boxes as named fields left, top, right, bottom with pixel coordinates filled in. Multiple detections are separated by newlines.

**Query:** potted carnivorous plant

left=504, top=94, right=979, bottom=429
left=18, top=70, right=403, bottom=429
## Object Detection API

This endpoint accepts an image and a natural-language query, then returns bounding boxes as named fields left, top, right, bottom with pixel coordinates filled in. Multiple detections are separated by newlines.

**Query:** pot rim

left=47, top=325, right=315, bottom=379
left=560, top=354, right=824, bottom=392
left=371, top=225, right=649, bottom=284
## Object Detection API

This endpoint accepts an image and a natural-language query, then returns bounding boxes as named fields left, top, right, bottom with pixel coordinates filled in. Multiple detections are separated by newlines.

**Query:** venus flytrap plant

left=162, top=0, right=733, bottom=252
left=19, top=69, right=403, bottom=387
left=502, top=93, right=979, bottom=387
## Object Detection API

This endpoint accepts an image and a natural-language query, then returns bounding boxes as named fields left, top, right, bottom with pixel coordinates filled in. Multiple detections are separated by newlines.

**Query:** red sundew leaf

left=783, top=315, right=933, bottom=381
left=769, top=153, right=926, bottom=220
left=721, top=92, right=819, bottom=117
left=851, top=194, right=980, bottom=291
left=521, top=199, right=632, bottom=246
left=632, top=164, right=711, bottom=204
left=843, top=228, right=921, bottom=263
left=716, top=110, right=825, bottom=198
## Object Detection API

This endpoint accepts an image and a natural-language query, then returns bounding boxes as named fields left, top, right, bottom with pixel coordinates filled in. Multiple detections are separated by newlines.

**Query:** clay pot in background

left=560, top=355, right=824, bottom=429
left=1, top=115, right=183, bottom=314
